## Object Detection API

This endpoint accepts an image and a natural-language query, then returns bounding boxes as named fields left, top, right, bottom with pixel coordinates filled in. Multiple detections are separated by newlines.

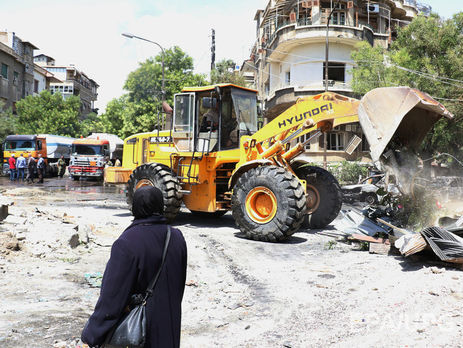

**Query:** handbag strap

left=143, top=225, right=171, bottom=301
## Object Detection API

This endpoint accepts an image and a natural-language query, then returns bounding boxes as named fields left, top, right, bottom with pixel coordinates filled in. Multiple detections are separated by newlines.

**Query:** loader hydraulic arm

left=238, top=92, right=360, bottom=166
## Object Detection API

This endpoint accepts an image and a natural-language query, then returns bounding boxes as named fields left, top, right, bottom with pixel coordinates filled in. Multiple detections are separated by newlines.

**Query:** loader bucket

left=358, top=87, right=453, bottom=163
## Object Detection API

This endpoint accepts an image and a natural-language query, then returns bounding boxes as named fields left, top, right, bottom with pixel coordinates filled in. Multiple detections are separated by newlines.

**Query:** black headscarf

left=132, top=186, right=164, bottom=219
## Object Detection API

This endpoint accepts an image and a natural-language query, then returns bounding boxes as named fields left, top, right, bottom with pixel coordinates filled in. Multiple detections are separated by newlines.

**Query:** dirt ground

left=0, top=177, right=462, bottom=348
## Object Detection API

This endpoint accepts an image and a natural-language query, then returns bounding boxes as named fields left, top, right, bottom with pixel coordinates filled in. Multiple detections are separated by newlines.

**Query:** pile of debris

left=334, top=206, right=463, bottom=267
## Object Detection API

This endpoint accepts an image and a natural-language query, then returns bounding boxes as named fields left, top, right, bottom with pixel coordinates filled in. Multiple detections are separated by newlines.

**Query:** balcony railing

left=263, top=17, right=390, bottom=51
left=267, top=80, right=352, bottom=99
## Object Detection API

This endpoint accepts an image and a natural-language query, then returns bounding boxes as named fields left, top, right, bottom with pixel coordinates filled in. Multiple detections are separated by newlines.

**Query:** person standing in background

left=57, top=156, right=66, bottom=178
left=37, top=154, right=45, bottom=183
left=26, top=154, right=37, bottom=184
left=8, top=154, right=16, bottom=181
left=16, top=153, right=27, bottom=182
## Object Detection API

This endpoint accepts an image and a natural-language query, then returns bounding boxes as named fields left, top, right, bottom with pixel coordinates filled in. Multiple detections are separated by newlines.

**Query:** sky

left=1, top=0, right=461, bottom=112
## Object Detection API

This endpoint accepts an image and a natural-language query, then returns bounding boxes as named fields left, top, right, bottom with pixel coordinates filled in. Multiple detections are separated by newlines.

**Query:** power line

left=258, top=46, right=463, bottom=88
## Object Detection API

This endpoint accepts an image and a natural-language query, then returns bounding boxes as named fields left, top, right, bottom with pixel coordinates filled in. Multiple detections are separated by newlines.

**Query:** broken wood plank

left=376, top=218, right=413, bottom=237
left=369, top=243, right=391, bottom=255
left=349, top=234, right=390, bottom=245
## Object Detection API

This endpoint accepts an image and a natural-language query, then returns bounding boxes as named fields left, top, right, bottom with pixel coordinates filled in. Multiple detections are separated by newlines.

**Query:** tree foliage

left=351, top=13, right=463, bottom=158
left=0, top=102, right=17, bottom=143
left=210, top=59, right=247, bottom=86
left=103, top=46, right=207, bottom=139
left=15, top=91, right=83, bottom=137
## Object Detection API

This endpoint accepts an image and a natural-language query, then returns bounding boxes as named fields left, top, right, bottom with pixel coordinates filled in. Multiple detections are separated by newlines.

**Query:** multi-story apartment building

left=244, top=0, right=430, bottom=162
left=34, top=54, right=99, bottom=116
left=0, top=31, right=37, bottom=112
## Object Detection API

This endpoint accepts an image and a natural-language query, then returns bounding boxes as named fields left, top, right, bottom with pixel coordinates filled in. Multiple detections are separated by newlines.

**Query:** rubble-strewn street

left=1, top=177, right=462, bottom=348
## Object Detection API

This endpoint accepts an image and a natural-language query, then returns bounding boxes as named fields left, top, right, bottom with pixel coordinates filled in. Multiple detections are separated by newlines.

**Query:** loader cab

left=173, top=84, right=259, bottom=153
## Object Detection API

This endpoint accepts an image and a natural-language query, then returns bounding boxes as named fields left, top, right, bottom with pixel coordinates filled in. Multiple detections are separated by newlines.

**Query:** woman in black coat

left=82, top=186, right=187, bottom=347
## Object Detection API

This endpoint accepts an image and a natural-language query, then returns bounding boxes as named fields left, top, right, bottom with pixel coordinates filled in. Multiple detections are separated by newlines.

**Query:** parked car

left=342, top=174, right=385, bottom=204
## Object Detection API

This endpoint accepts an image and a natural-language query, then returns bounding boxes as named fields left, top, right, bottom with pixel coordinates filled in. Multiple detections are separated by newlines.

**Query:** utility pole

left=324, top=1, right=340, bottom=92
left=211, top=29, right=216, bottom=72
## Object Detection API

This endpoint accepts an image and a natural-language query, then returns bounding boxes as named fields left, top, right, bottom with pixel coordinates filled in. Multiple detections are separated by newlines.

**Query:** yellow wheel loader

left=106, top=84, right=452, bottom=242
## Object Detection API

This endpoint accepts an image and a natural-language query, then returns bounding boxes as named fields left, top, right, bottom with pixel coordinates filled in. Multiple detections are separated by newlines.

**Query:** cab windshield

left=72, top=144, right=103, bottom=156
left=4, top=140, right=35, bottom=151
left=231, top=90, right=258, bottom=135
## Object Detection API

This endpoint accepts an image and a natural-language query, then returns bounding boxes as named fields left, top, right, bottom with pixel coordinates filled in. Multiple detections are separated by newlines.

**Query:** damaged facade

left=0, top=31, right=99, bottom=116
left=243, top=0, right=430, bottom=162
left=35, top=54, right=99, bottom=116
left=0, top=31, right=37, bottom=112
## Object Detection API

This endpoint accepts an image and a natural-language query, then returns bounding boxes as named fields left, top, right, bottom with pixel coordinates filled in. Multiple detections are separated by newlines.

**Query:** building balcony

left=263, top=21, right=389, bottom=60
left=264, top=81, right=353, bottom=120
left=267, top=80, right=352, bottom=101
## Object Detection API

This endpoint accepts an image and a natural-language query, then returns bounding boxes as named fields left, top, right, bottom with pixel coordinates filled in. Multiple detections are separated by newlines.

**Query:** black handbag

left=104, top=226, right=171, bottom=348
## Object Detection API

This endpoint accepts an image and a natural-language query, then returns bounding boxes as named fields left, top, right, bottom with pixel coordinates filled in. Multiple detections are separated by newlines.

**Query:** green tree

left=80, top=112, right=106, bottom=136
left=124, top=46, right=207, bottom=105
left=351, top=13, right=463, bottom=157
left=15, top=91, right=83, bottom=137
left=210, top=59, right=247, bottom=86
left=102, top=46, right=207, bottom=139
left=0, top=102, right=17, bottom=143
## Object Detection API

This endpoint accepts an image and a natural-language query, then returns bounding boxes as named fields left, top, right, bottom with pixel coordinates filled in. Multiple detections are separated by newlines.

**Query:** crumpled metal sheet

left=339, top=209, right=389, bottom=236
left=421, top=226, right=463, bottom=263
left=358, top=87, right=454, bottom=163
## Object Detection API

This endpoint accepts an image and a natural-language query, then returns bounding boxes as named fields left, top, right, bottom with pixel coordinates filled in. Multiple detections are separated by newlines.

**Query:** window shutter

left=290, top=11, right=296, bottom=22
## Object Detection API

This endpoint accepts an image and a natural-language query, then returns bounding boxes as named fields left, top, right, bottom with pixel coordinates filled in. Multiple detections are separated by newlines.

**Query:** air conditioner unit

left=367, top=4, right=380, bottom=13
left=302, top=0, right=312, bottom=8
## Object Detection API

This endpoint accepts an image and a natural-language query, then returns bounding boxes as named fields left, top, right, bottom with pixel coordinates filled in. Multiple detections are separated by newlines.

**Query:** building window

left=264, top=82, right=270, bottom=95
left=323, top=62, right=346, bottom=83
left=13, top=71, right=19, bottom=85
left=332, top=11, right=346, bottom=25
left=297, top=4, right=312, bottom=26
left=34, top=80, right=39, bottom=93
left=1, top=63, right=8, bottom=79
left=321, top=2, right=347, bottom=25
left=327, top=133, right=344, bottom=150
left=285, top=71, right=291, bottom=85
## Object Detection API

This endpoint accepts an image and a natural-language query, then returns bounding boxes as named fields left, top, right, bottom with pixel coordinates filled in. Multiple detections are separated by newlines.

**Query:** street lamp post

left=122, top=33, right=165, bottom=100
left=122, top=32, right=169, bottom=129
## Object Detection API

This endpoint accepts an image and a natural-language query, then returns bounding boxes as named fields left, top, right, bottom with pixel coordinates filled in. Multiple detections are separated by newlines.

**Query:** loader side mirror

left=202, top=97, right=217, bottom=109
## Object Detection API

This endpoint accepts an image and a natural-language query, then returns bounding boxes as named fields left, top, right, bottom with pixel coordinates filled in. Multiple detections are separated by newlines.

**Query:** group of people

left=8, top=153, right=46, bottom=183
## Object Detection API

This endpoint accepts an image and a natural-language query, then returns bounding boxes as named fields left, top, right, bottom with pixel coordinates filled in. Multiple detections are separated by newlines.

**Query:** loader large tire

left=293, top=165, right=342, bottom=229
left=127, top=163, right=182, bottom=222
left=231, top=165, right=307, bottom=242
